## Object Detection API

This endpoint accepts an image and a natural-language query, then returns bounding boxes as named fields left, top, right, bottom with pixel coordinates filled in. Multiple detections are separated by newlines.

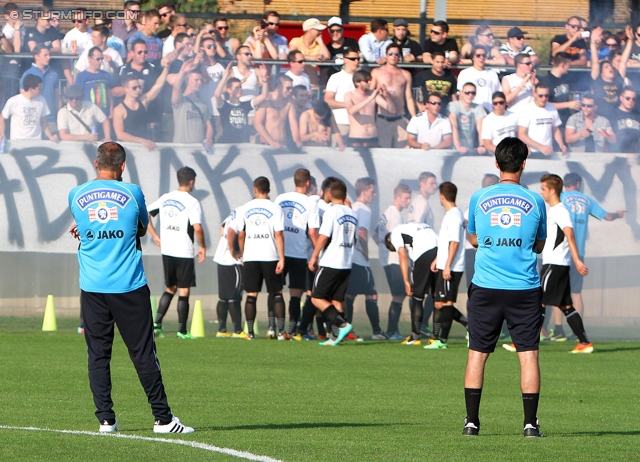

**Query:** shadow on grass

left=196, top=422, right=416, bottom=431
left=553, top=430, right=640, bottom=436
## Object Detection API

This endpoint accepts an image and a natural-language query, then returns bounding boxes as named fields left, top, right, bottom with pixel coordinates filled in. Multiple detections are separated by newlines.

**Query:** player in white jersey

left=309, top=179, right=357, bottom=346
left=274, top=168, right=320, bottom=339
left=232, top=177, right=285, bottom=340
left=538, top=174, right=592, bottom=354
left=425, top=182, right=468, bottom=349
left=372, top=183, right=412, bottom=340
left=345, top=177, right=388, bottom=339
left=212, top=208, right=245, bottom=339
left=385, top=222, right=439, bottom=345
left=147, top=167, right=206, bottom=339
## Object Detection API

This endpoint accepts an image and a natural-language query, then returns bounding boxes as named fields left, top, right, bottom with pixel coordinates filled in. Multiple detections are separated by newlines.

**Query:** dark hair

left=492, top=91, right=506, bottom=100
left=174, top=32, right=189, bottom=45
left=563, top=172, right=582, bottom=187
left=93, top=25, right=110, bottom=39
left=287, top=49, right=303, bottom=62
left=433, top=20, right=449, bottom=33
left=394, top=183, right=412, bottom=197
left=88, top=46, right=103, bottom=59
left=292, top=84, right=308, bottom=95
left=514, top=53, right=531, bottom=65
left=540, top=173, right=563, bottom=196
left=475, top=25, right=491, bottom=36
left=418, top=171, right=436, bottom=183
left=426, top=92, right=442, bottom=102
left=130, top=39, right=147, bottom=50
left=471, top=44, right=488, bottom=57
left=142, top=9, right=160, bottom=21
left=225, top=77, right=241, bottom=89
left=214, top=16, right=228, bottom=24
left=235, top=45, right=250, bottom=56
left=294, top=168, right=311, bottom=187
left=121, top=74, right=141, bottom=87
left=552, top=52, right=571, bottom=66
left=23, top=74, right=42, bottom=91
left=344, top=46, right=359, bottom=55
left=621, top=85, right=636, bottom=96
left=370, top=18, right=388, bottom=33
left=353, top=69, right=371, bottom=84
left=158, top=1, right=176, bottom=10
left=581, top=93, right=595, bottom=103
left=321, top=176, right=339, bottom=193
left=253, top=176, right=270, bottom=194
left=431, top=51, right=445, bottom=59
left=123, top=1, right=140, bottom=9
left=32, top=44, right=48, bottom=57
left=535, top=81, right=549, bottom=92
left=168, top=13, right=186, bottom=28
left=386, top=43, right=401, bottom=54
left=494, top=137, right=528, bottom=174
left=177, top=166, right=196, bottom=186
left=461, top=82, right=477, bottom=89
left=355, top=177, right=375, bottom=197
left=312, top=99, right=331, bottom=126
left=3, top=2, right=18, bottom=14
left=482, top=174, right=500, bottom=187
left=439, top=181, right=457, bottom=202
left=263, top=10, right=280, bottom=19
left=276, top=74, right=293, bottom=89
left=330, top=179, right=347, bottom=200
left=96, top=142, right=126, bottom=171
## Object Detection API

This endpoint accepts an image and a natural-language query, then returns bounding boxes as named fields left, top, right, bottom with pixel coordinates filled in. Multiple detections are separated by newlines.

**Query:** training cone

left=190, top=300, right=205, bottom=338
left=42, top=295, right=57, bottom=332
left=243, top=320, right=259, bottom=335
left=150, top=296, right=158, bottom=321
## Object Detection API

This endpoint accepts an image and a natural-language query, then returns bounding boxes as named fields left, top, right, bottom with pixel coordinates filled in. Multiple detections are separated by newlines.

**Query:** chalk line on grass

left=0, top=425, right=283, bottom=462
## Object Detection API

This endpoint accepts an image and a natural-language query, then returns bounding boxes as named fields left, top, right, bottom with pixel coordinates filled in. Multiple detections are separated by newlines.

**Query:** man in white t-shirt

left=406, top=93, right=453, bottom=150
left=233, top=177, right=285, bottom=340
left=457, top=45, right=500, bottom=111
left=408, top=171, right=438, bottom=226
left=213, top=208, right=245, bottom=338
left=425, top=182, right=468, bottom=350
left=285, top=50, right=311, bottom=91
left=372, top=183, right=412, bottom=340
left=57, top=85, right=110, bottom=142
left=0, top=74, right=57, bottom=141
left=147, top=167, right=206, bottom=339
left=62, top=10, right=92, bottom=55
left=517, top=82, right=566, bottom=156
left=481, top=91, right=519, bottom=153
left=308, top=179, right=357, bottom=346
left=75, top=26, right=123, bottom=75
left=501, top=53, right=537, bottom=115
left=345, top=178, right=387, bottom=339
left=274, top=169, right=320, bottom=339
left=385, top=222, right=439, bottom=345
left=538, top=174, right=592, bottom=353
left=324, top=47, right=359, bottom=138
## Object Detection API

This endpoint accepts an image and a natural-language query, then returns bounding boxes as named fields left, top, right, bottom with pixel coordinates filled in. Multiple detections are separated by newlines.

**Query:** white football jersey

left=318, top=204, right=358, bottom=270
left=147, top=190, right=202, bottom=258
left=235, top=198, right=284, bottom=262
left=352, top=201, right=372, bottom=267
left=213, top=209, right=241, bottom=266
left=542, top=202, right=573, bottom=266
left=436, top=207, right=466, bottom=271
left=407, top=194, right=434, bottom=227
left=275, top=191, right=320, bottom=259
left=390, top=223, right=438, bottom=261
left=376, top=205, right=403, bottom=266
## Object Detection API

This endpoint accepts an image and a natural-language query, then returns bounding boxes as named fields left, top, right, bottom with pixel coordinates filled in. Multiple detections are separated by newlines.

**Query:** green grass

left=0, top=317, right=639, bottom=461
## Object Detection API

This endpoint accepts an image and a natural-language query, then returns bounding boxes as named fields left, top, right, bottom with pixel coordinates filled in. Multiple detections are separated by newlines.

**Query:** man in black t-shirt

left=392, top=19, right=422, bottom=64
left=24, top=9, right=61, bottom=52
left=538, top=52, right=580, bottom=125
left=413, top=51, right=456, bottom=113
left=422, top=20, right=458, bottom=66
left=611, top=87, right=640, bottom=153
left=323, top=17, right=359, bottom=84
left=550, top=16, right=587, bottom=66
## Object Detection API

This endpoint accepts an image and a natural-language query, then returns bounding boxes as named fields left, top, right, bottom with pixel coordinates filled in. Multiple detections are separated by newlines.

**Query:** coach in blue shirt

left=464, top=137, right=547, bottom=438
left=68, top=142, right=193, bottom=435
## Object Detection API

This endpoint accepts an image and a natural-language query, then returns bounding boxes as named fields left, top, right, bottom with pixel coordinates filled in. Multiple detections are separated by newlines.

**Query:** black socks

left=245, top=295, right=257, bottom=334
left=155, top=291, right=174, bottom=326
left=464, top=388, right=482, bottom=426
left=177, top=296, right=189, bottom=334
left=522, top=393, right=540, bottom=427
left=563, top=306, right=590, bottom=343
left=411, top=296, right=424, bottom=339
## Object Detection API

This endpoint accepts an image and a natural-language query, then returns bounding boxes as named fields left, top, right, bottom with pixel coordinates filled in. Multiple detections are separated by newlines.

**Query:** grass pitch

left=0, top=317, right=638, bottom=461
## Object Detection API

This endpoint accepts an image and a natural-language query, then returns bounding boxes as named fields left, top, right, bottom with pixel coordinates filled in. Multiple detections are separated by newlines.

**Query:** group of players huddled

left=147, top=159, right=624, bottom=351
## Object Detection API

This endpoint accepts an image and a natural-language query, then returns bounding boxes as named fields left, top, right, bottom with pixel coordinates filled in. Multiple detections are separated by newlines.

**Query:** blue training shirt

left=69, top=179, right=149, bottom=293
left=468, top=184, right=547, bottom=290
left=560, top=190, right=607, bottom=257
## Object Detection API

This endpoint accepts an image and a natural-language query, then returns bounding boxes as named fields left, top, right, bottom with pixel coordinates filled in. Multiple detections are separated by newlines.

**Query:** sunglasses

left=68, top=96, right=81, bottom=101
left=520, top=61, right=533, bottom=65
left=581, top=103, right=594, bottom=107
left=606, top=43, right=618, bottom=47
left=217, top=26, right=229, bottom=30
left=567, top=23, right=580, bottom=29
left=205, top=44, right=214, bottom=49
left=292, top=59, right=305, bottom=63
left=474, top=54, right=486, bottom=58
left=136, top=50, right=148, bottom=55
left=344, top=56, right=360, bottom=61
left=73, top=19, right=85, bottom=23
left=536, top=94, right=550, bottom=98
left=176, top=23, right=188, bottom=27
left=127, top=9, right=140, bottom=13
left=387, top=52, right=401, bottom=57
left=513, top=36, right=525, bottom=40
left=160, top=11, right=174, bottom=17
left=479, top=33, right=494, bottom=37
left=130, top=85, right=141, bottom=91
left=428, top=101, right=442, bottom=105
left=492, top=100, right=506, bottom=105
left=268, top=22, right=280, bottom=26
left=430, top=30, right=442, bottom=35
left=283, top=86, right=293, bottom=91
left=91, top=56, right=104, bottom=61
left=239, top=52, right=252, bottom=56
left=329, top=28, right=342, bottom=33
left=624, top=96, right=636, bottom=101
left=463, top=90, right=476, bottom=95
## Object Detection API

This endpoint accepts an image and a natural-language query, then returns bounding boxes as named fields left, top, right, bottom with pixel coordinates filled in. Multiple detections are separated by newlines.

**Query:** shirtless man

left=254, top=74, right=301, bottom=149
left=344, top=70, right=395, bottom=147
left=371, top=43, right=416, bottom=148
left=299, top=99, right=345, bottom=150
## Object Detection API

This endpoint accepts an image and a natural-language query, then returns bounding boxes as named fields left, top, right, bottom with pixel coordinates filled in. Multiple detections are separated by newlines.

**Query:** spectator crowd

left=1, top=3, right=640, bottom=153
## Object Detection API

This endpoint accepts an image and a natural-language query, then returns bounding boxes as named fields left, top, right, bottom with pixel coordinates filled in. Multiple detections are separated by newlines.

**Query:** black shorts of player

left=282, top=257, right=308, bottom=290
left=217, top=264, right=243, bottom=301
left=243, top=260, right=283, bottom=293
left=541, top=264, right=572, bottom=307
left=569, top=256, right=584, bottom=294
left=434, top=270, right=464, bottom=302
left=312, top=267, right=351, bottom=302
left=467, top=283, right=544, bottom=353
left=162, top=255, right=196, bottom=288
left=346, top=263, right=377, bottom=296
left=411, top=248, right=437, bottom=297
left=384, top=264, right=406, bottom=297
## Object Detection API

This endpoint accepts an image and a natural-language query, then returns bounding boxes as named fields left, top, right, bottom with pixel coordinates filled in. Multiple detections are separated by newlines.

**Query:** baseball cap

left=302, top=18, right=327, bottom=32
left=393, top=19, right=408, bottom=27
left=507, top=27, right=527, bottom=38
left=66, top=85, right=84, bottom=99
left=327, top=17, right=342, bottom=28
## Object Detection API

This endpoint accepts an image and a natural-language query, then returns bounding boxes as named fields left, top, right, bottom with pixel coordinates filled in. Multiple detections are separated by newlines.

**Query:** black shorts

left=384, top=264, right=405, bottom=297
left=434, top=270, right=464, bottom=302
left=283, top=257, right=308, bottom=290
left=346, top=263, right=377, bottom=296
left=467, top=283, right=544, bottom=353
left=569, top=257, right=584, bottom=294
left=217, top=264, right=243, bottom=301
left=541, top=264, right=572, bottom=307
left=412, top=249, right=437, bottom=297
left=243, top=260, right=283, bottom=293
left=312, top=267, right=351, bottom=302
left=162, top=255, right=196, bottom=288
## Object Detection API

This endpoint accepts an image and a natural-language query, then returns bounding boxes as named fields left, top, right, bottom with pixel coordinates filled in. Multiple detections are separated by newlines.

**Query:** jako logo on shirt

left=479, top=194, right=534, bottom=229
left=76, top=188, right=131, bottom=211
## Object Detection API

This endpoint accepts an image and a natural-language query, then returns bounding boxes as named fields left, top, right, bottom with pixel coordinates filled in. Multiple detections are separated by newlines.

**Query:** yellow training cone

left=150, top=296, right=158, bottom=321
left=42, top=295, right=57, bottom=332
left=190, top=300, right=205, bottom=337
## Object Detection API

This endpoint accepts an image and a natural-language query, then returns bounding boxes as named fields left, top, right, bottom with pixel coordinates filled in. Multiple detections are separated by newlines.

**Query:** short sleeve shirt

left=542, top=202, right=573, bottom=266
left=551, top=35, right=587, bottom=62
left=217, top=99, right=254, bottom=143
left=57, top=102, right=107, bottom=134
left=68, top=180, right=148, bottom=293
left=422, top=38, right=458, bottom=55
left=447, top=101, right=486, bottom=149
left=611, top=108, right=640, bottom=153
left=213, top=209, right=242, bottom=266
left=407, top=194, right=434, bottom=227
left=413, top=69, right=457, bottom=111
left=565, top=111, right=611, bottom=152
left=468, top=184, right=547, bottom=290
left=275, top=191, right=320, bottom=259
left=436, top=207, right=466, bottom=271
left=591, top=75, right=625, bottom=119
left=235, top=198, right=284, bottom=262
left=352, top=201, right=372, bottom=267
left=318, top=204, right=357, bottom=269
left=147, top=190, right=202, bottom=258
left=390, top=222, right=438, bottom=261
left=406, top=112, right=452, bottom=146
left=457, top=67, right=500, bottom=111
left=1, top=94, right=50, bottom=140
left=128, top=31, right=163, bottom=62
left=560, top=191, right=607, bottom=256
left=481, top=111, right=519, bottom=146
left=325, top=70, right=355, bottom=125
left=23, top=26, right=59, bottom=51
left=376, top=205, right=403, bottom=266
left=74, top=70, right=113, bottom=117
left=517, top=102, right=562, bottom=151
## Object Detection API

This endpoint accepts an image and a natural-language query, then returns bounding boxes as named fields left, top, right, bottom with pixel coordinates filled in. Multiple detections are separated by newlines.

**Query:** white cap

left=302, top=18, right=327, bottom=32
left=327, top=17, right=342, bottom=27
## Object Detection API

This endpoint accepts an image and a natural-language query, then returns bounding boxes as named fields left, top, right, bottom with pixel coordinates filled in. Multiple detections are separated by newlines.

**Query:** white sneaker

left=153, top=416, right=194, bottom=434
left=99, top=418, right=118, bottom=432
